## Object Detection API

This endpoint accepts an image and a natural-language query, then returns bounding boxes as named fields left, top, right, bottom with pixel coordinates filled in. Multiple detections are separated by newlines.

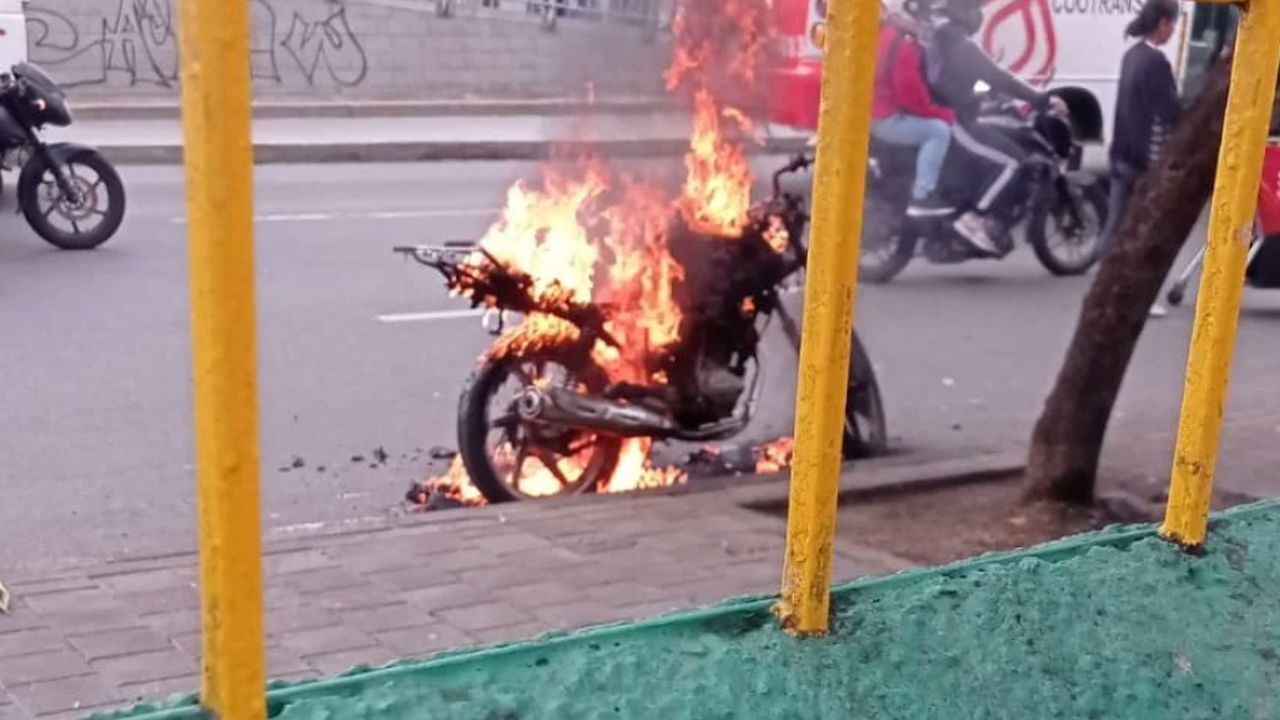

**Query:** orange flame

left=419, top=456, right=488, bottom=506
left=755, top=436, right=795, bottom=474
left=674, top=90, right=755, bottom=237
left=602, top=438, right=688, bottom=493
left=664, top=0, right=771, bottom=238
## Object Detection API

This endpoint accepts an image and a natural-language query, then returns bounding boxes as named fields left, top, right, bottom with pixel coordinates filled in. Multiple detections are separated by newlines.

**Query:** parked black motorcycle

left=397, top=154, right=887, bottom=504
left=0, top=63, right=126, bottom=250
left=859, top=92, right=1108, bottom=283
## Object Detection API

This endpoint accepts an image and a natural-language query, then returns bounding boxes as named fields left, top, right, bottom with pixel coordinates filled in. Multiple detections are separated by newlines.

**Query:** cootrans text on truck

left=766, top=0, right=1231, bottom=143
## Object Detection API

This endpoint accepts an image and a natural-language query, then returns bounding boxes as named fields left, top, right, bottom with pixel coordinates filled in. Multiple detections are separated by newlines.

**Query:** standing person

left=870, top=11, right=958, bottom=221
left=1103, top=0, right=1181, bottom=314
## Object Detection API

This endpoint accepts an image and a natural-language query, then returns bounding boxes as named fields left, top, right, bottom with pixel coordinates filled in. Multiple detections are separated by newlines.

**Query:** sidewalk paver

left=0, top=486, right=912, bottom=719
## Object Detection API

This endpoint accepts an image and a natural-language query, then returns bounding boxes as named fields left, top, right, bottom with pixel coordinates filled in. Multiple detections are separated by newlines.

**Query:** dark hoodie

left=1109, top=41, right=1181, bottom=172
left=924, top=19, right=1049, bottom=122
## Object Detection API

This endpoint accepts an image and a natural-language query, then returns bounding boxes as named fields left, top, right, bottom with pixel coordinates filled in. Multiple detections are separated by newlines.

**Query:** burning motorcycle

left=397, top=154, right=887, bottom=504
left=859, top=91, right=1109, bottom=283
left=0, top=63, right=126, bottom=250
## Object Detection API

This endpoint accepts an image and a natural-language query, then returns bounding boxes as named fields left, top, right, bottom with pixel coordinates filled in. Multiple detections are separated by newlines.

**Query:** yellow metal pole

left=1162, top=0, right=1280, bottom=549
left=177, top=0, right=266, bottom=716
left=775, top=0, right=880, bottom=635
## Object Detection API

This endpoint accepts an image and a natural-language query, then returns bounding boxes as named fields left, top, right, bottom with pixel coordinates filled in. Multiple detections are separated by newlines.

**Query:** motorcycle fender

left=38, top=142, right=99, bottom=168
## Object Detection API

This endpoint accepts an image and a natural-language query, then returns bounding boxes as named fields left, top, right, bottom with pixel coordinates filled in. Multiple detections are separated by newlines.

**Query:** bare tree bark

left=1023, top=60, right=1233, bottom=504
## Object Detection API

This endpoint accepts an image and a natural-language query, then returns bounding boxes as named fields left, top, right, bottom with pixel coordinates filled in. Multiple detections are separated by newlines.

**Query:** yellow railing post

left=177, top=0, right=266, bottom=717
left=1162, top=0, right=1280, bottom=548
left=775, top=0, right=880, bottom=635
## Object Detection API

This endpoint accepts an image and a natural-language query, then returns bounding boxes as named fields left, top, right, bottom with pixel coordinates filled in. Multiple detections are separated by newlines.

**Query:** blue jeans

left=871, top=115, right=952, bottom=201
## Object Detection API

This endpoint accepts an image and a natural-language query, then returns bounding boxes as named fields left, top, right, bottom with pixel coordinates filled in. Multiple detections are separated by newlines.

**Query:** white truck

left=768, top=0, right=1239, bottom=144
left=0, top=0, right=27, bottom=72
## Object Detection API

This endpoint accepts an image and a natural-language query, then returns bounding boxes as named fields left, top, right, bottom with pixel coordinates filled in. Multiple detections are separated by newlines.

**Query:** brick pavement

left=0, top=489, right=912, bottom=719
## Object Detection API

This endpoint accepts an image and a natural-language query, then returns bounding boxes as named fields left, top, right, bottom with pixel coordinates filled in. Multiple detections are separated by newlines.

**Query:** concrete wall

left=23, top=0, right=670, bottom=101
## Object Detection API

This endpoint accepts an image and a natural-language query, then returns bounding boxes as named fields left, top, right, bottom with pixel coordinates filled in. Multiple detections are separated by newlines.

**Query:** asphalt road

left=3, top=159, right=1279, bottom=575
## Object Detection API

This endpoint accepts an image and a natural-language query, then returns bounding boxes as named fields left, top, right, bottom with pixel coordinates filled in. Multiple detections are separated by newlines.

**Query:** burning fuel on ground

left=407, top=0, right=800, bottom=510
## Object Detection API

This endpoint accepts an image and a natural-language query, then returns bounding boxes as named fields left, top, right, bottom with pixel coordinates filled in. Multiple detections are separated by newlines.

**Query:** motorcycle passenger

left=922, top=0, right=1064, bottom=255
left=870, top=11, right=957, bottom=220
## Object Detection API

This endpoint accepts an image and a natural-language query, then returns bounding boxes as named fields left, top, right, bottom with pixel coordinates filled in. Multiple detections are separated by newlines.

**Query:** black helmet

left=941, top=0, right=983, bottom=35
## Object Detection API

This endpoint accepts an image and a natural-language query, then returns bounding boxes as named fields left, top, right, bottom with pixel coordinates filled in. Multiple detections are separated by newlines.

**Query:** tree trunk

left=1023, top=60, right=1233, bottom=504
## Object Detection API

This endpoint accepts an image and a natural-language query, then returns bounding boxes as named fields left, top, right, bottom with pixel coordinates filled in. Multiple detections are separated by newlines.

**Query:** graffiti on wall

left=981, top=0, right=1058, bottom=86
left=25, top=0, right=369, bottom=89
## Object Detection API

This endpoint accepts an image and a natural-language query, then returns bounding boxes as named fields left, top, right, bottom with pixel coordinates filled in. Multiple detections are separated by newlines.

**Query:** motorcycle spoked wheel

left=1028, top=180, right=1109, bottom=276
left=19, top=149, right=126, bottom=250
left=458, top=351, right=622, bottom=504
left=843, top=332, right=888, bottom=459
left=858, top=195, right=916, bottom=284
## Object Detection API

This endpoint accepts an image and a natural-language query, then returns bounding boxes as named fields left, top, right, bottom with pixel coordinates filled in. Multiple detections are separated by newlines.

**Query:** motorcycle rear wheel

left=858, top=196, right=915, bottom=284
left=458, top=351, right=622, bottom=504
left=1028, top=179, right=1108, bottom=276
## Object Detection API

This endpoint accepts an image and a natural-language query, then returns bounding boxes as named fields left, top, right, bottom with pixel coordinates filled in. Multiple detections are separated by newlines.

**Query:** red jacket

left=871, top=24, right=955, bottom=124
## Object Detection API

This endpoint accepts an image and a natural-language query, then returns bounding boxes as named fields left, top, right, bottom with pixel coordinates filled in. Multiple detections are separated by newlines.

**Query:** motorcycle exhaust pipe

left=516, top=386, right=678, bottom=437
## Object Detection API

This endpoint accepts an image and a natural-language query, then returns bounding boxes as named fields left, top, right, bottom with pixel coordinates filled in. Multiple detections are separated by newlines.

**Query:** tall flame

left=665, top=0, right=771, bottom=238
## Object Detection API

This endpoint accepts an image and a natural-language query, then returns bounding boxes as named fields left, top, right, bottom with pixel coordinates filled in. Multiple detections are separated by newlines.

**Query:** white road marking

left=260, top=213, right=331, bottom=223
left=269, top=516, right=387, bottom=536
left=377, top=308, right=485, bottom=324
left=368, top=209, right=493, bottom=219
left=170, top=208, right=495, bottom=225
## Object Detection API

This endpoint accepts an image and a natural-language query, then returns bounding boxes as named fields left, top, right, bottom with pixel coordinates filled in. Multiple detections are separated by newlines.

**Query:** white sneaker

left=952, top=212, right=1000, bottom=256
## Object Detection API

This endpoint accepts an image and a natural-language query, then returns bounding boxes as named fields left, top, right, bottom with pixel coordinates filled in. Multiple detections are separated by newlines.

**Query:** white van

left=0, top=0, right=25, bottom=72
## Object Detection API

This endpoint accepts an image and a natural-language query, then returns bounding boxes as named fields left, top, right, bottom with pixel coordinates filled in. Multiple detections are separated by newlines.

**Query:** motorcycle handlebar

left=771, top=153, right=812, bottom=198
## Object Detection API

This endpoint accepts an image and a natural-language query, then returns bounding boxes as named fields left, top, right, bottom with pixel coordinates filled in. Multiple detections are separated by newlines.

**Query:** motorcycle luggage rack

left=393, top=242, right=620, bottom=348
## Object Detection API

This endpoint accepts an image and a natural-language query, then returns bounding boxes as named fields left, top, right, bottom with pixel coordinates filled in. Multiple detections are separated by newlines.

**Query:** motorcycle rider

left=871, top=10, right=956, bottom=219
left=919, top=0, right=1064, bottom=255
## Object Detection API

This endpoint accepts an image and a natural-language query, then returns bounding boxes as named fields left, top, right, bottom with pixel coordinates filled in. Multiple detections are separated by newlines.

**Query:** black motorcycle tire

left=843, top=332, right=888, bottom=459
left=1028, top=180, right=1109, bottom=276
left=20, top=149, right=126, bottom=251
left=458, top=351, right=622, bottom=504
left=858, top=197, right=915, bottom=284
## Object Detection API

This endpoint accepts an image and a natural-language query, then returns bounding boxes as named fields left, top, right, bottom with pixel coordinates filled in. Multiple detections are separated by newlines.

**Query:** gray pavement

left=2, top=159, right=1279, bottom=578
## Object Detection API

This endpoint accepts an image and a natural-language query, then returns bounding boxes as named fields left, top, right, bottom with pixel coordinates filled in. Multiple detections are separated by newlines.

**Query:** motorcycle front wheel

left=457, top=351, right=622, bottom=504
left=19, top=148, right=126, bottom=250
left=1028, top=178, right=1108, bottom=276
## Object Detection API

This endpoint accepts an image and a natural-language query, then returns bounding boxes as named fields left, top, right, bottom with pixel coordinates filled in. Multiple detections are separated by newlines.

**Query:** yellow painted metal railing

left=177, top=1, right=266, bottom=718
left=773, top=0, right=881, bottom=636
left=1161, top=0, right=1280, bottom=548
left=178, top=0, right=1280, bottom=713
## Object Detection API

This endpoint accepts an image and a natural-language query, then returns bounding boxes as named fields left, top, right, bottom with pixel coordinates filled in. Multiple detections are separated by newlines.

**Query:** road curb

left=72, top=97, right=672, bottom=121
left=726, top=448, right=1028, bottom=510
left=97, top=136, right=812, bottom=165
